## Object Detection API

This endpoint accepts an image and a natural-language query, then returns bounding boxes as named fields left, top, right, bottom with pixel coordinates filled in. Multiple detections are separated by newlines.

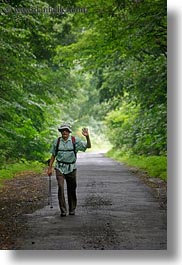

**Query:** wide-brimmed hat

left=58, top=123, right=72, bottom=133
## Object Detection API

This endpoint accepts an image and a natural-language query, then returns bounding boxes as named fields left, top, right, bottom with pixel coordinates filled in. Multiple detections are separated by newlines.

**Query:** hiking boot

left=69, top=211, right=75, bottom=215
left=60, top=213, right=67, bottom=217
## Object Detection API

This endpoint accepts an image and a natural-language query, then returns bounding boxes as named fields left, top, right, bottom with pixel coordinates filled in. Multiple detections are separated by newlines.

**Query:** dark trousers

left=55, top=169, right=77, bottom=214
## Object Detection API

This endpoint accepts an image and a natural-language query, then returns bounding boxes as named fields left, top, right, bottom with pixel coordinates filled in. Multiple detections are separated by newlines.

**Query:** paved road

left=15, top=152, right=167, bottom=250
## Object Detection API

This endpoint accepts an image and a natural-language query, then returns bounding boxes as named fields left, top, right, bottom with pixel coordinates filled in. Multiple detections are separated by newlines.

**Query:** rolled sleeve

left=75, top=137, right=87, bottom=152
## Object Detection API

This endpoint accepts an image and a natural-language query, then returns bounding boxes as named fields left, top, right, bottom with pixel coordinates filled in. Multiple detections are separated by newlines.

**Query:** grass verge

left=106, top=149, right=167, bottom=182
left=0, top=161, right=44, bottom=187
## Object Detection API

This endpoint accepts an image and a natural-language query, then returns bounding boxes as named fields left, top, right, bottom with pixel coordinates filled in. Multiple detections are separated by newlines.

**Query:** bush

left=105, top=102, right=167, bottom=156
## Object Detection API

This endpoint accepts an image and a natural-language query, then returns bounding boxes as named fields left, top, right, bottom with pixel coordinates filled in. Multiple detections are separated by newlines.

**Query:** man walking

left=47, top=123, right=91, bottom=217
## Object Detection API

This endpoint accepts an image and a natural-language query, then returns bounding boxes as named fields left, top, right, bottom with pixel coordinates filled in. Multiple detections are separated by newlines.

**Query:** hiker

left=47, top=123, right=91, bottom=217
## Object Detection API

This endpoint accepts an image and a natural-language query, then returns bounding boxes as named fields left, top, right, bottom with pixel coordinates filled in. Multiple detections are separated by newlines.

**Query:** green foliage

left=53, top=0, right=167, bottom=157
left=107, top=149, right=167, bottom=181
left=0, top=0, right=167, bottom=176
left=0, top=0, right=77, bottom=167
left=0, top=160, right=44, bottom=184
left=105, top=101, right=166, bottom=155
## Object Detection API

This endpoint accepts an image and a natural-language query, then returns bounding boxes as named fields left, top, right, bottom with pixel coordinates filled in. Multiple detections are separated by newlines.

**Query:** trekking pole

left=48, top=175, right=53, bottom=208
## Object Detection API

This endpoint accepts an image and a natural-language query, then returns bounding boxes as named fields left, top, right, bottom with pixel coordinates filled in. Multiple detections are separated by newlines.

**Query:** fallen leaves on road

left=0, top=171, right=48, bottom=249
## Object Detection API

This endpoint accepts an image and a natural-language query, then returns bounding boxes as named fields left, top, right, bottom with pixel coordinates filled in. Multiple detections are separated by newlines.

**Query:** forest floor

left=0, top=171, right=48, bottom=249
left=0, top=153, right=167, bottom=250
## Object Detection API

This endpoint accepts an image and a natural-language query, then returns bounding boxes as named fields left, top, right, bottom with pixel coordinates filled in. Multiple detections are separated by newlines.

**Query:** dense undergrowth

left=106, top=149, right=167, bottom=182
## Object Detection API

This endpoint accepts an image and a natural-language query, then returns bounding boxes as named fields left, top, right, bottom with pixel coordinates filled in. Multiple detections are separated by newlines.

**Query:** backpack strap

left=55, top=136, right=76, bottom=158
left=71, top=136, right=77, bottom=158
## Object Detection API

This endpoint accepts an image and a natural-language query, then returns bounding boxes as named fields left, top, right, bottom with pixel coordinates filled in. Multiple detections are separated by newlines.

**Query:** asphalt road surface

left=15, top=152, right=167, bottom=250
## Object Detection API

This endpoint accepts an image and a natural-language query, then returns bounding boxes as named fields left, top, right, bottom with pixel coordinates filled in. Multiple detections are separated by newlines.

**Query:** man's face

left=60, top=129, right=70, bottom=140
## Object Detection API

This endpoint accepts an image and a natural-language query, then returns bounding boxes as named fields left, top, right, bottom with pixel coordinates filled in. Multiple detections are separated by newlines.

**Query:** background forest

left=0, top=0, right=167, bottom=179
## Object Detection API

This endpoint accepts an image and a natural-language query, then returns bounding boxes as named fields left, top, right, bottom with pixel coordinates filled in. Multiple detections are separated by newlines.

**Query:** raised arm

left=82, top=128, right=91, bottom=148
